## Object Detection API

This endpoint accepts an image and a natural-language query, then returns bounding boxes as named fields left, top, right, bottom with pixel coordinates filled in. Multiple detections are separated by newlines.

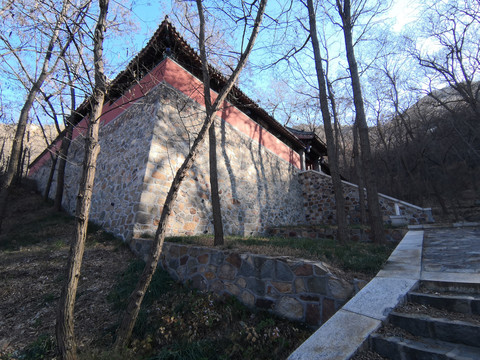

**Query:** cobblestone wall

left=131, top=239, right=365, bottom=327
left=299, top=171, right=433, bottom=226
left=32, top=82, right=306, bottom=240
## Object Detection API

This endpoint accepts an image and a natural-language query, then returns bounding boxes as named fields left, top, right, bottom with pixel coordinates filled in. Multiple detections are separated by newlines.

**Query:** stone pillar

left=300, top=149, right=306, bottom=171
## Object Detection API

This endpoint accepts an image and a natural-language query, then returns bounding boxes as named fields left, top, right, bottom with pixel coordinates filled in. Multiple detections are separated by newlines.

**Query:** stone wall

left=134, top=85, right=305, bottom=238
left=31, top=79, right=306, bottom=240
left=30, top=84, right=158, bottom=240
left=131, top=239, right=363, bottom=327
left=299, top=170, right=433, bottom=226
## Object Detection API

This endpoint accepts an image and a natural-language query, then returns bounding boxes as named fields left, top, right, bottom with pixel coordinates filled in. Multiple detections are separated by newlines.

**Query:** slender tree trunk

left=44, top=152, right=58, bottom=201
left=353, top=124, right=367, bottom=225
left=14, top=141, right=24, bottom=184
left=307, top=0, right=348, bottom=244
left=54, top=124, right=73, bottom=211
left=209, top=122, right=224, bottom=245
left=114, top=0, right=267, bottom=348
left=55, top=1, right=109, bottom=358
left=196, top=0, right=224, bottom=246
left=55, top=58, right=77, bottom=211
left=0, top=0, right=71, bottom=232
left=336, top=0, right=385, bottom=243
left=0, top=138, right=6, bottom=172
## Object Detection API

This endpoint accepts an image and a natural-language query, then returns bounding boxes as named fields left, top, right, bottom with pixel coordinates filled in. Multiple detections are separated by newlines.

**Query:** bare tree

left=409, top=0, right=480, bottom=116
left=55, top=0, right=110, bottom=358
left=54, top=59, right=81, bottom=211
left=335, top=0, right=385, bottom=243
left=0, top=0, right=87, bottom=231
left=305, top=0, right=348, bottom=244
left=114, top=0, right=267, bottom=348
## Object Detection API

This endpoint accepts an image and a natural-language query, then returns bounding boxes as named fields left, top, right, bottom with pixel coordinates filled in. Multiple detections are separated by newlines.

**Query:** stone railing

left=130, top=238, right=366, bottom=327
left=299, top=170, right=434, bottom=226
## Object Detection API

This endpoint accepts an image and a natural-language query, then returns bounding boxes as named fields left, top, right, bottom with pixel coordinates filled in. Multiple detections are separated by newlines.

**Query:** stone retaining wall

left=299, top=171, right=433, bottom=226
left=130, top=239, right=364, bottom=327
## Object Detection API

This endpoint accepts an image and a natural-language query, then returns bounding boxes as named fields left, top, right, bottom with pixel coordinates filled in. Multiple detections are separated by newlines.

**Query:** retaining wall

left=130, top=239, right=365, bottom=327
left=299, top=171, right=433, bottom=226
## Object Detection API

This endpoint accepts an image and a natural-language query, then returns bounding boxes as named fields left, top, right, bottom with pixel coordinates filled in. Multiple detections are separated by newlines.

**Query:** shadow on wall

left=221, top=118, right=245, bottom=236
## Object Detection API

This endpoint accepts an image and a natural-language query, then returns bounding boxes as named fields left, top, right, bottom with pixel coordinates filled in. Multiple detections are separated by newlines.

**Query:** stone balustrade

left=130, top=238, right=365, bottom=327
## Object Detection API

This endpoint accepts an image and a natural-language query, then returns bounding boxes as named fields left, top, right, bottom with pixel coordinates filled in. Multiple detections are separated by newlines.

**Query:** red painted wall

left=29, top=58, right=301, bottom=175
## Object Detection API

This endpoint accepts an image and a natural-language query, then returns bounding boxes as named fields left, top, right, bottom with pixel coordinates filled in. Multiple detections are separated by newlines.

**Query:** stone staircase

left=368, top=281, right=480, bottom=359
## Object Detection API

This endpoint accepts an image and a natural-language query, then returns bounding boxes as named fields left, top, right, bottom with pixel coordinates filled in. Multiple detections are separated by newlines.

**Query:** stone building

left=29, top=20, right=432, bottom=243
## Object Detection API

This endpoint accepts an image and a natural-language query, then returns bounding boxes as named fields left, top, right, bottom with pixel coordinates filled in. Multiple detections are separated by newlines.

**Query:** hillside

left=0, top=183, right=314, bottom=359
left=0, top=123, right=57, bottom=175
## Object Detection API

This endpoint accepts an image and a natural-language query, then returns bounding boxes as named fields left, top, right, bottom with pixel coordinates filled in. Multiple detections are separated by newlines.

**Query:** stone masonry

left=31, top=80, right=305, bottom=240
left=299, top=170, right=434, bottom=226
left=131, top=239, right=364, bottom=327
left=135, top=85, right=305, bottom=238
left=31, top=57, right=434, bottom=245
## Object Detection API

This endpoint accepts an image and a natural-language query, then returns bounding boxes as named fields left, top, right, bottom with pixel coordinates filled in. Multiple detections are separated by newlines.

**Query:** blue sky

left=1, top=0, right=421, bottom=125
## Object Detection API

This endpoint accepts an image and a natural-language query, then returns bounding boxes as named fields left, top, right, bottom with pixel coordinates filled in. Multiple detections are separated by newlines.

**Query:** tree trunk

left=337, top=0, right=385, bottom=243
left=44, top=152, right=58, bottom=201
left=114, top=0, right=267, bottom=348
left=209, top=122, right=224, bottom=245
left=353, top=124, right=367, bottom=225
left=14, top=140, right=24, bottom=184
left=0, top=138, right=6, bottom=172
left=54, top=124, right=73, bottom=211
left=55, top=1, right=109, bottom=359
left=307, top=0, right=348, bottom=244
left=0, top=0, right=71, bottom=232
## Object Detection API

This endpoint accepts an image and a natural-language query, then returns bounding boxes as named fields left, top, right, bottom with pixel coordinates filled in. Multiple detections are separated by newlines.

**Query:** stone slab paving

left=422, top=227, right=480, bottom=274
left=288, top=226, right=480, bottom=359
left=288, top=230, right=423, bottom=360
left=288, top=310, right=381, bottom=360
left=341, top=278, right=417, bottom=321
left=377, top=230, right=423, bottom=279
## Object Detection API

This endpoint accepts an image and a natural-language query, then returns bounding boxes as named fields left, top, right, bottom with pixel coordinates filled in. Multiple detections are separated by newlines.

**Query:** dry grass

left=0, top=184, right=136, bottom=358
left=0, top=184, right=313, bottom=360
left=166, top=234, right=396, bottom=279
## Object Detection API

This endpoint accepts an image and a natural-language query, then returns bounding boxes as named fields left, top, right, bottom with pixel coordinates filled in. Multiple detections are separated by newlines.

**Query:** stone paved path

left=423, top=227, right=480, bottom=274
left=289, top=226, right=480, bottom=359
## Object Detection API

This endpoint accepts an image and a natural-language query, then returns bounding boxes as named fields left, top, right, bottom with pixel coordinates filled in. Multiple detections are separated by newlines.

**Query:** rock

left=190, top=274, right=207, bottom=291
left=276, top=297, right=304, bottom=321
left=294, top=263, right=313, bottom=276
left=218, top=264, right=236, bottom=280
left=306, top=276, right=328, bottom=294
left=322, top=298, right=336, bottom=322
left=241, top=290, right=255, bottom=307
left=272, top=281, right=292, bottom=293
left=306, top=304, right=321, bottom=326
left=328, top=278, right=354, bottom=300
left=275, top=261, right=294, bottom=281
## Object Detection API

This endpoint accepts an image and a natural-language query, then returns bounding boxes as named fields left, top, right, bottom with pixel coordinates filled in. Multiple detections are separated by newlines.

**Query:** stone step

left=388, top=311, right=480, bottom=347
left=419, top=281, right=480, bottom=295
left=407, top=292, right=480, bottom=315
left=370, top=333, right=480, bottom=360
